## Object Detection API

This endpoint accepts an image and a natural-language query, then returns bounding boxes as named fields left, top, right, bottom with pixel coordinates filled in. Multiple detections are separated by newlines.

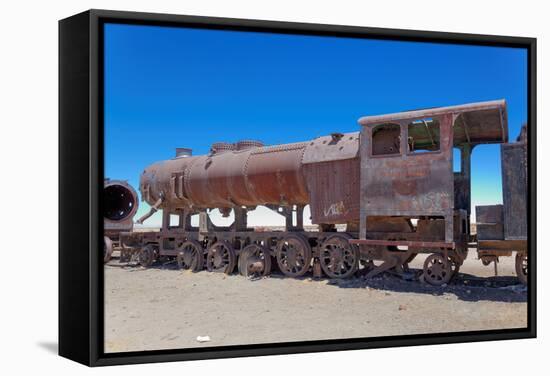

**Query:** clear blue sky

left=104, top=23, right=527, bottom=221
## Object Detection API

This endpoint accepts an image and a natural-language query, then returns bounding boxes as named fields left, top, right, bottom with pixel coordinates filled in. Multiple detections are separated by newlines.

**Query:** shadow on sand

left=324, top=269, right=527, bottom=303
left=106, top=259, right=527, bottom=304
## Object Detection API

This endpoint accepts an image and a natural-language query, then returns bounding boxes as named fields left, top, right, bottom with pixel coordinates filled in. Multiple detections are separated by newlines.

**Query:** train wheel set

left=114, top=240, right=527, bottom=287
left=130, top=236, right=357, bottom=280
left=112, top=230, right=529, bottom=286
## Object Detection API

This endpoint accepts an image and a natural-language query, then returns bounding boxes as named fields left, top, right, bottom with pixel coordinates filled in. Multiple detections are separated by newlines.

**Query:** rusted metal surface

left=176, top=240, right=204, bottom=271
left=358, top=99, right=508, bottom=145
left=367, top=216, right=414, bottom=233
left=453, top=146, right=472, bottom=215
left=423, top=254, right=453, bottom=285
left=140, top=135, right=361, bottom=226
left=349, top=239, right=455, bottom=249
left=206, top=241, right=236, bottom=274
left=478, top=240, right=527, bottom=252
left=276, top=234, right=312, bottom=277
left=476, top=205, right=504, bottom=240
left=477, top=205, right=502, bottom=223
left=235, top=140, right=264, bottom=150
left=453, top=175, right=470, bottom=213
left=210, top=142, right=234, bottom=153
left=140, top=141, right=310, bottom=210
left=245, top=142, right=309, bottom=206
left=357, top=100, right=508, bottom=247
left=359, top=114, right=455, bottom=243
left=303, top=158, right=360, bottom=224
left=102, top=179, right=141, bottom=264
left=501, top=139, right=528, bottom=240
left=301, top=132, right=359, bottom=163
left=319, top=234, right=359, bottom=278
left=301, top=131, right=360, bottom=224
left=238, top=244, right=271, bottom=277
left=362, top=115, right=454, bottom=214
left=104, top=178, right=139, bottom=232
left=478, top=249, right=512, bottom=258
left=473, top=122, right=528, bottom=284
left=454, top=173, right=471, bottom=213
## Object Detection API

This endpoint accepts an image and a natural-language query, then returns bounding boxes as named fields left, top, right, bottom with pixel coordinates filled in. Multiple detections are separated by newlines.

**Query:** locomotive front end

left=103, top=179, right=139, bottom=262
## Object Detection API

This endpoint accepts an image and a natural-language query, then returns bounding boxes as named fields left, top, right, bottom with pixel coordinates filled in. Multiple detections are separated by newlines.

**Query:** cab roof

left=358, top=99, right=508, bottom=145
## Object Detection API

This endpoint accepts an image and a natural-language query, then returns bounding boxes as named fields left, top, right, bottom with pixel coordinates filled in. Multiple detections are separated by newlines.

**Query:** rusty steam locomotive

left=106, top=99, right=528, bottom=286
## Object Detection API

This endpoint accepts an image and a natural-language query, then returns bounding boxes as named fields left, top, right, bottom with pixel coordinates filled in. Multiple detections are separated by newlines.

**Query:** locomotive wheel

left=206, top=241, right=236, bottom=274
left=176, top=240, right=204, bottom=272
left=238, top=244, right=272, bottom=278
left=104, top=236, right=113, bottom=264
left=319, top=234, right=358, bottom=279
left=423, top=253, right=452, bottom=286
left=515, top=252, right=528, bottom=285
left=138, top=244, right=155, bottom=267
left=276, top=235, right=312, bottom=277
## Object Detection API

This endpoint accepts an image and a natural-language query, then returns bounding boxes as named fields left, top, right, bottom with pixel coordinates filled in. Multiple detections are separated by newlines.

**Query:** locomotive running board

left=349, top=239, right=456, bottom=249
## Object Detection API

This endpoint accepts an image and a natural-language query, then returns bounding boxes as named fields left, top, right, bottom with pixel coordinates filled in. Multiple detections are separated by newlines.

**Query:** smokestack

left=175, top=148, right=192, bottom=158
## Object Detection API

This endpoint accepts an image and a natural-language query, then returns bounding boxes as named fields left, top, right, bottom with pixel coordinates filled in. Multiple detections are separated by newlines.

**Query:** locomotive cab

left=351, top=100, right=508, bottom=284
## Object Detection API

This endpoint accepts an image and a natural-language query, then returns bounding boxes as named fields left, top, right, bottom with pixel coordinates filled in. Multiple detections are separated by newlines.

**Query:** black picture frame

left=59, top=9, right=537, bottom=367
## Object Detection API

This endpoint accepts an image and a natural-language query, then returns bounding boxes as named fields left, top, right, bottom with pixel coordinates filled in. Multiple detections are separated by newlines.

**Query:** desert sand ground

left=104, top=251, right=527, bottom=353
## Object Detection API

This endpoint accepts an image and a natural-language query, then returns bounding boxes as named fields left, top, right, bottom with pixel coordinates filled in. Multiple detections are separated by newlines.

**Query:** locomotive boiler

left=137, top=133, right=360, bottom=228
left=119, top=99, right=528, bottom=285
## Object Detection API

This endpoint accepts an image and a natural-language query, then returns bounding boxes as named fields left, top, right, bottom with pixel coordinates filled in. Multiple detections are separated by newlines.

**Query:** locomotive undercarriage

left=120, top=207, right=468, bottom=286
left=120, top=228, right=467, bottom=286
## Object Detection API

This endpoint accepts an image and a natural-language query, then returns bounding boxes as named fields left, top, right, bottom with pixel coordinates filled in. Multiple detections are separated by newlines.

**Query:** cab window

left=407, top=118, right=440, bottom=154
left=372, top=123, right=401, bottom=156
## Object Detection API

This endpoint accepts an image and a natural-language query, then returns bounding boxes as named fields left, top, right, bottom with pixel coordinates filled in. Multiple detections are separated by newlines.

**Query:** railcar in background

left=475, top=124, right=528, bottom=284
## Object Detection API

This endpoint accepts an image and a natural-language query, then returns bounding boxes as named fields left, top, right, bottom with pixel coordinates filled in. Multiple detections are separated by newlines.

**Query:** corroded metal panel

left=475, top=205, right=504, bottom=240
left=502, top=142, right=528, bottom=240
left=203, top=151, right=250, bottom=207
left=453, top=174, right=470, bottom=213
left=245, top=143, right=309, bottom=206
left=302, top=132, right=359, bottom=164
left=303, top=157, right=360, bottom=224
left=477, top=204, right=504, bottom=223
left=361, top=114, right=454, bottom=217
left=186, top=155, right=216, bottom=207
left=226, top=150, right=260, bottom=206
left=350, top=239, right=455, bottom=249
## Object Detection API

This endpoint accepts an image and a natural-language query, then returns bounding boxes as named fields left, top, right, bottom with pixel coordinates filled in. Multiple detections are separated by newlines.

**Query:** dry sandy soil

left=104, top=252, right=527, bottom=353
